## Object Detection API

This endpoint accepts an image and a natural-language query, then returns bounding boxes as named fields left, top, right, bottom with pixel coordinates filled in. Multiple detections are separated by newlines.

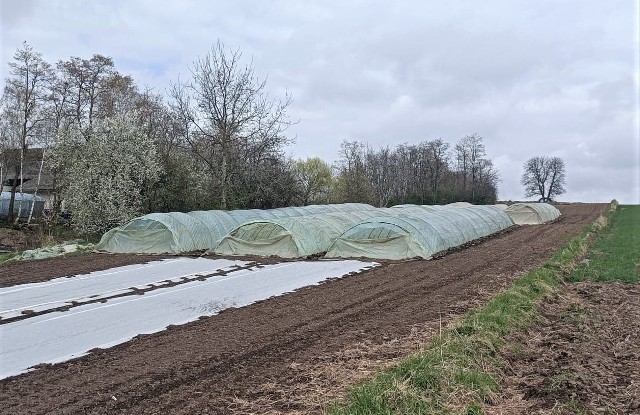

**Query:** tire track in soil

left=0, top=204, right=606, bottom=415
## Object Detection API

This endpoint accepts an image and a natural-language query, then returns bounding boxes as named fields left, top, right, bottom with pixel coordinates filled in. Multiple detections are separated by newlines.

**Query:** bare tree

left=334, top=140, right=373, bottom=204
left=453, top=134, right=498, bottom=203
left=521, top=156, right=566, bottom=202
left=473, top=158, right=500, bottom=203
left=0, top=42, right=53, bottom=223
left=423, top=139, right=450, bottom=204
left=169, top=41, right=293, bottom=209
left=365, top=145, right=395, bottom=207
left=56, top=54, right=117, bottom=138
left=390, top=144, right=414, bottom=204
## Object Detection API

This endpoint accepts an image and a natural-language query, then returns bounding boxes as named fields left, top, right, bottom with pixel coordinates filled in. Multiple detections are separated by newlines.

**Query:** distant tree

left=365, top=145, right=395, bottom=207
left=52, top=116, right=159, bottom=234
left=473, top=158, right=500, bottom=203
left=389, top=143, right=414, bottom=204
left=333, top=140, right=373, bottom=204
left=521, top=156, right=566, bottom=202
left=169, top=41, right=293, bottom=209
left=422, top=139, right=450, bottom=204
left=56, top=54, right=117, bottom=137
left=237, top=156, right=299, bottom=208
left=453, top=134, right=498, bottom=203
left=292, top=157, right=334, bottom=205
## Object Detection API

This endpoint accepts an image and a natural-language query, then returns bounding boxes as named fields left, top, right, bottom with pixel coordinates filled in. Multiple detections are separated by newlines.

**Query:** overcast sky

left=1, top=0, right=638, bottom=203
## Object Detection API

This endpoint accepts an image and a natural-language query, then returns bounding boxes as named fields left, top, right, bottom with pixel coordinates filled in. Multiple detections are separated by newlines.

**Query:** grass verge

left=329, top=202, right=617, bottom=415
left=567, top=204, right=639, bottom=283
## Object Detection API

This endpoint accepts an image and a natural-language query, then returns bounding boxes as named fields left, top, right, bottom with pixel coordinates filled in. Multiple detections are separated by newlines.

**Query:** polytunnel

left=95, top=203, right=376, bottom=254
left=390, top=204, right=448, bottom=212
left=96, top=212, right=216, bottom=254
left=213, top=209, right=397, bottom=258
left=325, top=205, right=515, bottom=260
left=493, top=204, right=509, bottom=211
left=504, top=202, right=561, bottom=225
left=445, top=201, right=474, bottom=208
left=0, top=192, right=45, bottom=219
left=390, top=202, right=471, bottom=211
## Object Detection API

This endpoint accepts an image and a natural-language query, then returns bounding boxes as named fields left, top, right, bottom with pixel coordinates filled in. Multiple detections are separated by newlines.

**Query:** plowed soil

left=0, top=204, right=605, bottom=415
left=0, top=253, right=176, bottom=288
left=490, top=281, right=640, bottom=414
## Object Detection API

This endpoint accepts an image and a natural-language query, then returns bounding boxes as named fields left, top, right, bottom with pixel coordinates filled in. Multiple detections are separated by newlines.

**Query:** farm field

left=488, top=204, right=640, bottom=414
left=0, top=203, right=610, bottom=414
left=1, top=259, right=377, bottom=380
left=489, top=281, right=640, bottom=414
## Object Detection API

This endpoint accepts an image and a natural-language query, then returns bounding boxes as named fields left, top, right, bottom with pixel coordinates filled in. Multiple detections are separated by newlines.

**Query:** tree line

left=0, top=42, right=500, bottom=234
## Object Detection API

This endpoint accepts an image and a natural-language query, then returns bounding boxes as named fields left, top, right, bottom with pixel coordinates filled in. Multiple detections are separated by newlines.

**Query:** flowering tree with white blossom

left=52, top=116, right=159, bottom=234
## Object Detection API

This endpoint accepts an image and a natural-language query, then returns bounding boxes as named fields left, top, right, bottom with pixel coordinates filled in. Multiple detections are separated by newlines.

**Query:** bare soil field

left=0, top=204, right=606, bottom=414
left=0, top=253, right=176, bottom=288
left=490, top=281, right=640, bottom=414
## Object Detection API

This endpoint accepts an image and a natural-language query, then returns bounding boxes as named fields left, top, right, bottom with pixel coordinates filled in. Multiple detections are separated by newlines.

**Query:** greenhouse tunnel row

left=96, top=202, right=561, bottom=259
left=326, top=205, right=516, bottom=260
left=95, top=203, right=376, bottom=254
left=504, top=202, right=562, bottom=224
left=213, top=205, right=430, bottom=258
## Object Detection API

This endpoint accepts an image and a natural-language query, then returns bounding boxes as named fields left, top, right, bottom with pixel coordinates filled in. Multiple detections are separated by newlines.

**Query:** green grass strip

left=567, top=204, right=639, bottom=283
left=0, top=251, right=21, bottom=263
left=329, top=202, right=618, bottom=415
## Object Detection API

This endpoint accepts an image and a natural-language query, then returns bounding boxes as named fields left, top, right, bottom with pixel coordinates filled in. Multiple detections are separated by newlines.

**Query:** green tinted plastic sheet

left=95, top=203, right=376, bottom=254
left=505, top=203, right=561, bottom=225
left=326, top=205, right=515, bottom=260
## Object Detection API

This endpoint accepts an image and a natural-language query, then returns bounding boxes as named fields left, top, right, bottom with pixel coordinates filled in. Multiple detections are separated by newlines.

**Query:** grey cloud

left=1, top=0, right=637, bottom=203
left=0, top=0, right=37, bottom=28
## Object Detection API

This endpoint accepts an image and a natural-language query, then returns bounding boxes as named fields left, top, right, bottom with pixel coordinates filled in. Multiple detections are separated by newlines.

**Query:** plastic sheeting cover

left=505, top=202, right=561, bottom=225
left=96, top=212, right=213, bottom=254
left=214, top=209, right=408, bottom=258
left=0, top=259, right=377, bottom=379
left=390, top=204, right=449, bottom=211
left=445, top=201, right=473, bottom=208
left=326, top=205, right=515, bottom=260
left=0, top=192, right=45, bottom=219
left=95, top=203, right=376, bottom=254
left=0, top=258, right=245, bottom=320
left=18, top=242, right=93, bottom=261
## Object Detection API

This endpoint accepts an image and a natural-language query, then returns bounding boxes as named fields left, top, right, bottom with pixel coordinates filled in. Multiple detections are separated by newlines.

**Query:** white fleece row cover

left=95, top=203, right=376, bottom=254
left=0, top=258, right=246, bottom=320
left=0, top=259, right=377, bottom=380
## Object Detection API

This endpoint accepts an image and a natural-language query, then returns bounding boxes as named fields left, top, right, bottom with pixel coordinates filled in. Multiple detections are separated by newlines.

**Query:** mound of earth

left=0, top=228, right=28, bottom=251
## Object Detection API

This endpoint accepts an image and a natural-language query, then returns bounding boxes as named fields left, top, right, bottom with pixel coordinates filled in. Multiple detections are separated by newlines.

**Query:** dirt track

left=0, top=204, right=605, bottom=414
